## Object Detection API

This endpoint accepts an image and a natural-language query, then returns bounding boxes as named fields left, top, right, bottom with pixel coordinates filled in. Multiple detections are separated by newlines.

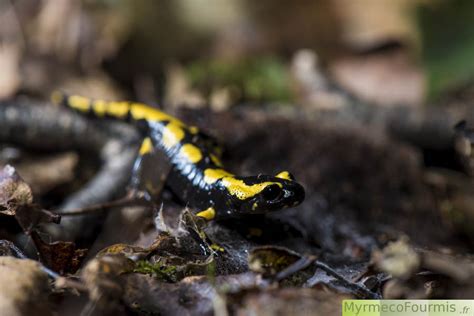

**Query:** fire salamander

left=52, top=92, right=305, bottom=221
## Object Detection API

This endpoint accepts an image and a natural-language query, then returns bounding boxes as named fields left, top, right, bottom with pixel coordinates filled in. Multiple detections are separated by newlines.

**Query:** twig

left=314, top=261, right=381, bottom=299
left=54, top=192, right=150, bottom=216
left=273, top=254, right=381, bottom=299
left=0, top=239, right=60, bottom=279
left=275, top=255, right=317, bottom=281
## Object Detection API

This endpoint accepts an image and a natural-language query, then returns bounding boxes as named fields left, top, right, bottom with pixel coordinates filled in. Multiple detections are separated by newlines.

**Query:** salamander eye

left=261, top=184, right=282, bottom=200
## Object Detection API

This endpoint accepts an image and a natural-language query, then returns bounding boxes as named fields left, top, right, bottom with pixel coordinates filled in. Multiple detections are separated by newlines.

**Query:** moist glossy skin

left=53, top=93, right=305, bottom=220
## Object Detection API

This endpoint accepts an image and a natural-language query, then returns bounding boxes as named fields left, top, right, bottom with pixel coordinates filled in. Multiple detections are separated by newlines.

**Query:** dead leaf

left=0, top=165, right=33, bottom=214
left=0, top=165, right=60, bottom=232
left=96, top=243, right=151, bottom=262
left=30, top=231, right=86, bottom=275
left=248, top=246, right=302, bottom=277
left=81, top=254, right=135, bottom=314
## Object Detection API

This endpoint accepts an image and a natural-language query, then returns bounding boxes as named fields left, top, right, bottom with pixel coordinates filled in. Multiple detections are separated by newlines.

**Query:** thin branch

left=314, top=261, right=381, bottom=299
left=273, top=254, right=381, bottom=299
left=54, top=192, right=150, bottom=216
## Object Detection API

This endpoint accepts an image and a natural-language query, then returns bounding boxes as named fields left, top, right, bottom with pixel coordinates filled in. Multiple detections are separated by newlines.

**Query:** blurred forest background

left=1, top=0, right=474, bottom=108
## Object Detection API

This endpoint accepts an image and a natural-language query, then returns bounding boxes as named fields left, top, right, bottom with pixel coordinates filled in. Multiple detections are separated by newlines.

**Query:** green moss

left=186, top=57, right=292, bottom=103
left=133, top=260, right=178, bottom=282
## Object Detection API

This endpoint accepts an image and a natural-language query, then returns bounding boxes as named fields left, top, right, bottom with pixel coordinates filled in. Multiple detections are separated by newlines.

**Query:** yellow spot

left=204, top=169, right=282, bottom=200
left=210, top=244, right=225, bottom=252
left=222, top=178, right=281, bottom=200
left=102, top=243, right=128, bottom=254
left=50, top=91, right=64, bottom=105
left=68, top=95, right=91, bottom=112
left=203, top=169, right=234, bottom=184
left=92, top=100, right=107, bottom=117
left=276, top=171, right=293, bottom=181
left=180, top=144, right=202, bottom=163
left=139, top=137, right=153, bottom=155
left=210, top=153, right=223, bottom=167
left=162, top=122, right=185, bottom=148
left=102, top=264, right=111, bottom=274
left=107, top=101, right=129, bottom=118
left=189, top=126, right=199, bottom=134
left=196, top=207, right=216, bottom=220
left=130, top=103, right=182, bottom=123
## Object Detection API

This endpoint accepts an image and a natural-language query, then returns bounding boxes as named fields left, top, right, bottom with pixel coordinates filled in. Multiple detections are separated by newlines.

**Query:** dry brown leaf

left=0, top=165, right=60, bottom=232
left=0, top=165, right=33, bottom=215
left=30, top=231, right=87, bottom=275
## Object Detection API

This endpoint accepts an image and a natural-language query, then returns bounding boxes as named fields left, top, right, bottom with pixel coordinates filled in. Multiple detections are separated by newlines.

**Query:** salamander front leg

left=195, top=207, right=225, bottom=253
left=181, top=209, right=225, bottom=256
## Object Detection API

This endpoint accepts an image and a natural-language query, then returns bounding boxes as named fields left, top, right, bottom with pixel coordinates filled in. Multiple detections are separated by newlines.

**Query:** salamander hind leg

left=129, top=137, right=171, bottom=203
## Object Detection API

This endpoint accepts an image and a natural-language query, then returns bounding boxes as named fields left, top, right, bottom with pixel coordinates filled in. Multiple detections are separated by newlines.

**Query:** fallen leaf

left=30, top=231, right=87, bottom=275
left=81, top=253, right=135, bottom=315
left=0, top=165, right=34, bottom=214
left=248, top=246, right=302, bottom=277
left=0, top=165, right=60, bottom=232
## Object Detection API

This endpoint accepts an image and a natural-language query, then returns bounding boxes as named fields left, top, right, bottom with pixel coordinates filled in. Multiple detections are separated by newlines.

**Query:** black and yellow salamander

left=52, top=92, right=305, bottom=221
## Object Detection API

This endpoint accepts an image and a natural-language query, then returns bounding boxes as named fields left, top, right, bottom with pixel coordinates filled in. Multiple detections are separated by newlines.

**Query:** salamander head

left=231, top=171, right=305, bottom=214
